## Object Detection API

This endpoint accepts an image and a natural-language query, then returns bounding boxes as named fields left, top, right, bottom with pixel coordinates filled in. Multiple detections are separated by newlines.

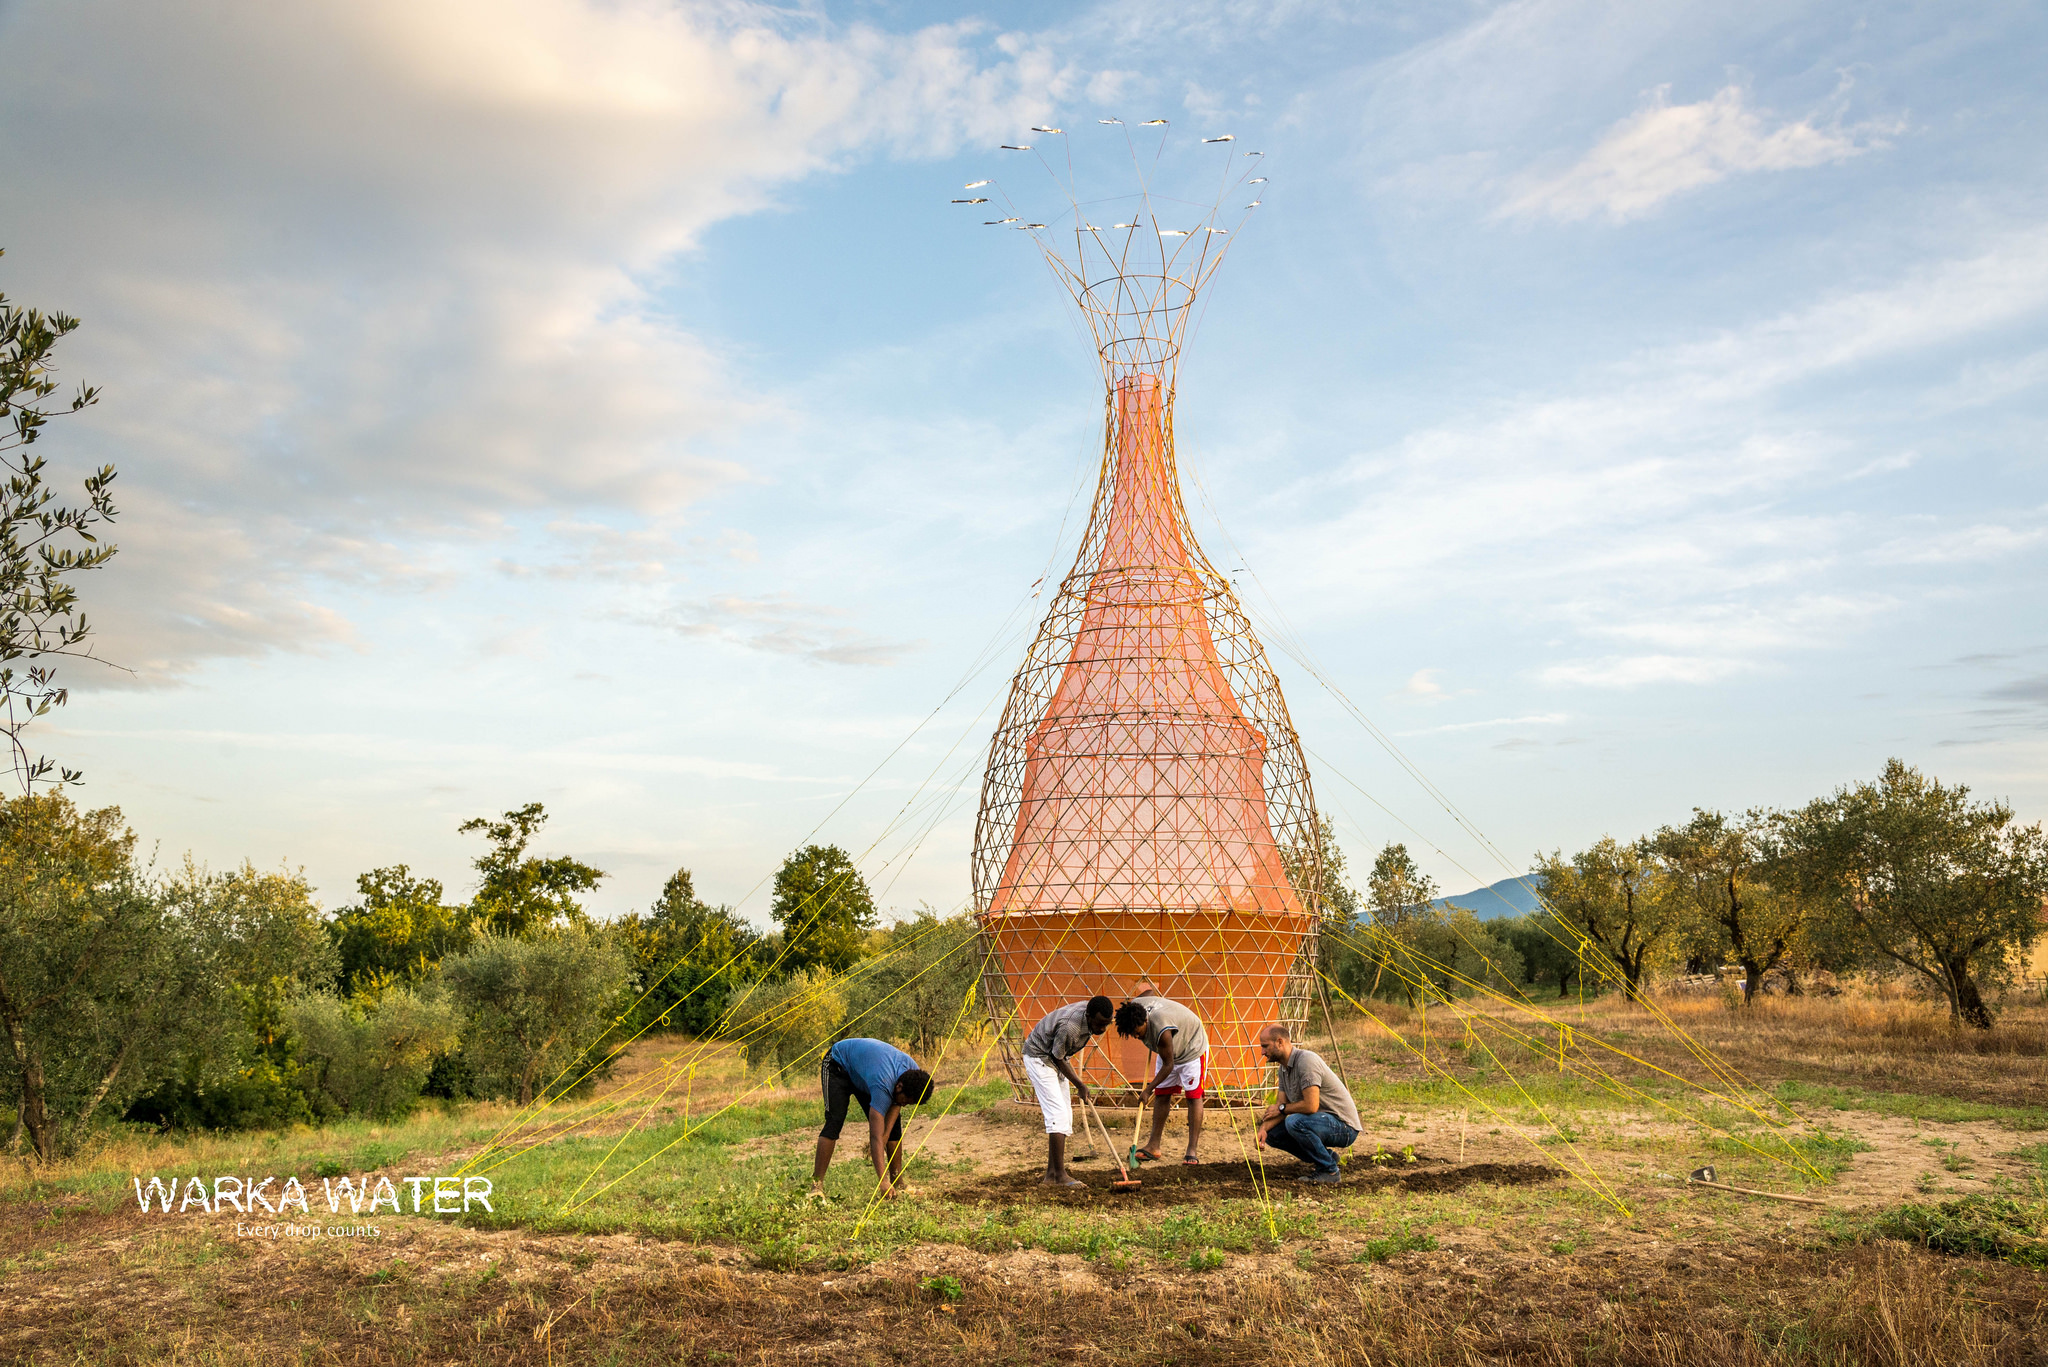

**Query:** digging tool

left=1085, top=1096, right=1140, bottom=1192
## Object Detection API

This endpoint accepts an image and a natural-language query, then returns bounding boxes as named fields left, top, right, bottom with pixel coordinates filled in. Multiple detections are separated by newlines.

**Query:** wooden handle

left=1687, top=1178, right=1827, bottom=1207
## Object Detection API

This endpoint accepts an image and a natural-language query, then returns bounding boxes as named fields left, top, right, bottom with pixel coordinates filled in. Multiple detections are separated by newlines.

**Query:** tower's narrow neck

left=1098, top=371, right=1191, bottom=577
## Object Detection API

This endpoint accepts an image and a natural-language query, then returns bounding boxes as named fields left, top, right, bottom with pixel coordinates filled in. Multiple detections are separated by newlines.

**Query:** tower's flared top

left=972, top=123, right=1265, bottom=386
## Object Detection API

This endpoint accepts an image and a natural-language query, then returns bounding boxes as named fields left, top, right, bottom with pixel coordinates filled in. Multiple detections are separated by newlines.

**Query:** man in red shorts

left=1113, top=996, right=1210, bottom=1164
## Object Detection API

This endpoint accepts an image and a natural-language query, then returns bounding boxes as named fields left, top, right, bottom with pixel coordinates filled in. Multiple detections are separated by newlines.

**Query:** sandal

left=1182, top=1154, right=1200, bottom=1166
left=1132, top=1148, right=1165, bottom=1164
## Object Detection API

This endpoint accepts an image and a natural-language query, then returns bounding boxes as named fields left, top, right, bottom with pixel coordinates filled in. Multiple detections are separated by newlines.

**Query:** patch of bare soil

left=946, top=1155, right=1562, bottom=1207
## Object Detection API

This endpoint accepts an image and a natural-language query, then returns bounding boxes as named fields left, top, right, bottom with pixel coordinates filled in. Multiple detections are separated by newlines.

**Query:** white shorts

left=1022, top=1054, right=1073, bottom=1135
left=1152, top=1052, right=1207, bottom=1099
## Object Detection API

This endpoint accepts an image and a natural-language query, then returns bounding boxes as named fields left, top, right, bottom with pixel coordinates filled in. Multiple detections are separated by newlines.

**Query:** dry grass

left=4, top=1207, right=2042, bottom=1366
left=1307, top=988, right=2048, bottom=1123
left=8, top=991, right=2048, bottom=1364
left=1623, top=993, right=2048, bottom=1116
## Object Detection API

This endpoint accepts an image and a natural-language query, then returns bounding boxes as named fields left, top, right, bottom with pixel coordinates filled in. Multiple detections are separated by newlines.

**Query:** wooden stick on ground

left=1687, top=1178, right=1828, bottom=1206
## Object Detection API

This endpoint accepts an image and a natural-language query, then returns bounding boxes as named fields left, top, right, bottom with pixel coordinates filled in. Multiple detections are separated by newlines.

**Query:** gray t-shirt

left=1023, top=1002, right=1097, bottom=1063
left=1275, top=1047, right=1360, bottom=1131
left=1137, top=998, right=1208, bottom=1064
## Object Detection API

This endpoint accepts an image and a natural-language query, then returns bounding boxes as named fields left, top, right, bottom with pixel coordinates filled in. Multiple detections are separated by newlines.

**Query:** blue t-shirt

left=828, top=1038, right=917, bottom=1106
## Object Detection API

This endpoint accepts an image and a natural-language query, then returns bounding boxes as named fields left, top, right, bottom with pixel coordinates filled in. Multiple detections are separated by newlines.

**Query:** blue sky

left=0, top=0, right=2042, bottom=922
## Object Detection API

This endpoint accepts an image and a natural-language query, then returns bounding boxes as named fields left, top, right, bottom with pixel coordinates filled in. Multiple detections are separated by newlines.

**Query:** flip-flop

left=1182, top=1155, right=1200, bottom=1166
left=1132, top=1148, right=1165, bottom=1164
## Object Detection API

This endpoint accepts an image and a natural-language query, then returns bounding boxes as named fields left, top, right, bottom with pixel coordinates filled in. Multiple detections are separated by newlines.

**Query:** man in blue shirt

left=810, top=1037, right=935, bottom=1200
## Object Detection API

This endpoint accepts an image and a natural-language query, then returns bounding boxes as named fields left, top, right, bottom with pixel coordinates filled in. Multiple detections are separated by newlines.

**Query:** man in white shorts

left=1114, top=995, right=1210, bottom=1165
left=1021, top=995, right=1115, bottom=1187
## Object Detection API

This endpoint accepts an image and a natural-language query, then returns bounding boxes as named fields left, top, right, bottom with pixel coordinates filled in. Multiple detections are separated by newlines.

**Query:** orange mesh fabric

left=982, top=373, right=1311, bottom=1093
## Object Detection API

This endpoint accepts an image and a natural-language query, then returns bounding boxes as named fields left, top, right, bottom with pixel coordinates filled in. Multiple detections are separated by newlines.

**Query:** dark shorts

left=820, top=1057, right=902, bottom=1144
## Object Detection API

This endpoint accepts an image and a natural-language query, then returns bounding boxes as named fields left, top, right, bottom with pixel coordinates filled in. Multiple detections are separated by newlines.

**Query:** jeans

left=1263, top=1111, right=1358, bottom=1174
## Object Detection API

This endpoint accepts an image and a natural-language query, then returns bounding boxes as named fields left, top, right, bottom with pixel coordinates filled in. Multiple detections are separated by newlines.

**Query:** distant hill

left=1431, top=875, right=1544, bottom=920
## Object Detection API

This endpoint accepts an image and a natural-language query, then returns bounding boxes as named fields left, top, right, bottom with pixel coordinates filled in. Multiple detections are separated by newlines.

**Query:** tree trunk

left=17, top=1052, right=52, bottom=1163
left=1947, top=958, right=1993, bottom=1029
left=74, top=1039, right=133, bottom=1132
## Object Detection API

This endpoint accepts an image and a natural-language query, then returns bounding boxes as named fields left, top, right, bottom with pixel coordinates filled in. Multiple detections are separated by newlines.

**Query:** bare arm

left=1259, top=1085, right=1319, bottom=1134
left=1146, top=1032, right=1178, bottom=1093
left=868, top=1107, right=895, bottom=1192
left=1051, top=1053, right=1091, bottom=1103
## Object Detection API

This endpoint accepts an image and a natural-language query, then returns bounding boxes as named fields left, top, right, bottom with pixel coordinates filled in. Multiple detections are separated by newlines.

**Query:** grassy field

left=4, top=989, right=2046, bottom=1364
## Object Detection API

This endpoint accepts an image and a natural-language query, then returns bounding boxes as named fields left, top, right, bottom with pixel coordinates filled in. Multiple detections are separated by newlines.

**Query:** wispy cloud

left=1399, top=713, right=1568, bottom=735
left=1501, top=84, right=1900, bottom=223
left=0, top=0, right=1076, bottom=682
left=1264, top=228, right=2048, bottom=691
left=659, top=594, right=924, bottom=667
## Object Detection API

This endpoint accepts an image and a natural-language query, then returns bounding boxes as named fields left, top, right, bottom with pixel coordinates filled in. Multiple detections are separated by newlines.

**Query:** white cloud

left=658, top=593, right=925, bottom=667
left=1406, top=713, right=1569, bottom=735
left=1501, top=84, right=1899, bottom=223
left=0, top=0, right=1073, bottom=682
left=1399, top=667, right=1447, bottom=699
left=1873, top=518, right=2048, bottom=565
left=1538, top=654, right=1751, bottom=688
left=1255, top=228, right=2048, bottom=691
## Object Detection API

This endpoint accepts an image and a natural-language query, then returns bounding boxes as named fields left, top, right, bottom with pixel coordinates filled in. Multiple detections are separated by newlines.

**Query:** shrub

left=0, top=795, right=210, bottom=1159
left=725, top=968, right=847, bottom=1082
left=439, top=927, right=632, bottom=1104
left=127, top=859, right=340, bottom=1132
left=287, top=987, right=459, bottom=1119
left=842, top=908, right=982, bottom=1059
left=615, top=869, right=765, bottom=1038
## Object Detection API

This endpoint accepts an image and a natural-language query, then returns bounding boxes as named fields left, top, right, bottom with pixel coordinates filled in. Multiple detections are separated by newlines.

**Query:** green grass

left=2009, top=1143, right=2048, bottom=1177
left=1707, top=1128, right=1872, bottom=1183
left=10, top=1106, right=518, bottom=1212
left=1776, top=1080, right=2048, bottom=1130
left=452, top=1078, right=1313, bottom=1264
left=1355, top=1222, right=1438, bottom=1263
left=1865, top=1195, right=2048, bottom=1269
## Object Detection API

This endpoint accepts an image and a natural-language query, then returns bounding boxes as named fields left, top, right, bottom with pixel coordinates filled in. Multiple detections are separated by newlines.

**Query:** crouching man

left=811, top=1037, right=935, bottom=1201
left=1022, top=995, right=1115, bottom=1187
left=1254, top=1024, right=1361, bottom=1184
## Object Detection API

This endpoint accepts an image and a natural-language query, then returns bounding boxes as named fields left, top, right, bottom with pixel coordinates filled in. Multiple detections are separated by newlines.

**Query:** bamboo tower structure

left=971, top=129, right=1324, bottom=1104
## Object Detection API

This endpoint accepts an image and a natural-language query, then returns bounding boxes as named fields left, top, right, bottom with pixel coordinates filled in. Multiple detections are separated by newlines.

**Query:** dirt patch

left=944, top=1156, right=1560, bottom=1207
left=1395, top=1161, right=1563, bottom=1193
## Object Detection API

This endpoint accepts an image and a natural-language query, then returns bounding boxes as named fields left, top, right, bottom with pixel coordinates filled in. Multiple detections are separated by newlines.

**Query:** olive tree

left=842, top=908, right=982, bottom=1059
left=287, top=987, right=459, bottom=1120
left=725, top=968, right=848, bottom=1082
left=1652, top=809, right=1813, bottom=1005
left=0, top=257, right=120, bottom=792
left=1779, top=759, right=2048, bottom=1028
left=440, top=927, right=632, bottom=1104
left=0, top=795, right=201, bottom=1159
left=1536, top=836, right=1683, bottom=1000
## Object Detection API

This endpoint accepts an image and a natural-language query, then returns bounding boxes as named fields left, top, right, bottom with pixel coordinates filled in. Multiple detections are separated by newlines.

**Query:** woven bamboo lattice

left=972, top=132, right=1323, bottom=1107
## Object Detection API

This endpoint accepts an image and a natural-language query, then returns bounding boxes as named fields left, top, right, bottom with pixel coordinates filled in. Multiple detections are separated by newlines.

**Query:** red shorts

left=1152, top=1052, right=1206, bottom=1100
